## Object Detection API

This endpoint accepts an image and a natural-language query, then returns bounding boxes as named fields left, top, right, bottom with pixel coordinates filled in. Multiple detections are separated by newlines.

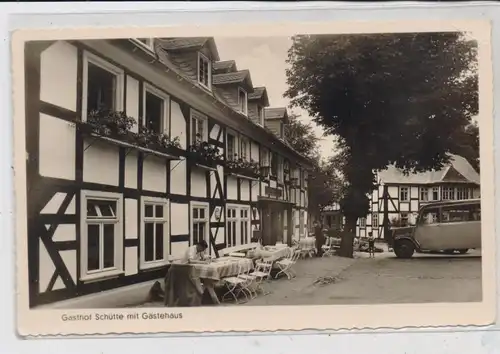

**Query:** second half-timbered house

left=24, top=37, right=313, bottom=308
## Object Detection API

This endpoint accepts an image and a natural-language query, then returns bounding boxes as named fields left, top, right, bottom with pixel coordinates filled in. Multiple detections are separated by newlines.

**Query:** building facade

left=356, top=154, right=480, bottom=239
left=25, top=37, right=312, bottom=307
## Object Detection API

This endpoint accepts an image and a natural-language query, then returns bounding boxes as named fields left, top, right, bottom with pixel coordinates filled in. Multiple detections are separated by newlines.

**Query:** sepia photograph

left=13, top=20, right=495, bottom=335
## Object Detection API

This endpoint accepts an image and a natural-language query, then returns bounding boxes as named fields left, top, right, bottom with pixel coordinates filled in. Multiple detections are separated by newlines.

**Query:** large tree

left=285, top=32, right=478, bottom=257
left=284, top=113, right=320, bottom=160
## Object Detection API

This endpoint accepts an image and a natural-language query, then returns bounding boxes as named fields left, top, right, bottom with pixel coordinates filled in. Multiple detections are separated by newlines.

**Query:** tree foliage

left=285, top=32, right=478, bottom=257
left=284, top=113, right=320, bottom=160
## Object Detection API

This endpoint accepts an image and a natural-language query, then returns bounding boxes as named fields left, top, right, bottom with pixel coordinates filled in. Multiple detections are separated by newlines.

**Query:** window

left=141, top=197, right=169, bottom=269
left=240, top=208, right=250, bottom=244
left=372, top=213, right=379, bottom=228
left=143, top=84, right=169, bottom=134
left=261, top=148, right=270, bottom=167
left=441, top=205, right=475, bottom=223
left=82, top=52, right=124, bottom=121
left=359, top=217, right=366, bottom=228
left=198, top=52, right=211, bottom=90
left=191, top=204, right=209, bottom=246
left=240, top=137, right=249, bottom=161
left=277, top=157, right=284, bottom=183
left=190, top=110, right=208, bottom=144
left=299, top=211, right=305, bottom=236
left=132, top=38, right=154, bottom=51
left=226, top=205, right=251, bottom=247
left=227, top=133, right=236, bottom=160
left=419, top=187, right=429, bottom=202
left=400, top=213, right=409, bottom=227
left=257, top=106, right=264, bottom=125
left=456, top=187, right=469, bottom=200
left=227, top=207, right=238, bottom=247
left=431, top=187, right=439, bottom=201
left=420, top=208, right=440, bottom=225
left=271, top=153, right=278, bottom=176
left=399, top=187, right=409, bottom=201
left=238, top=88, right=248, bottom=115
left=81, top=191, right=123, bottom=281
left=441, top=186, right=455, bottom=201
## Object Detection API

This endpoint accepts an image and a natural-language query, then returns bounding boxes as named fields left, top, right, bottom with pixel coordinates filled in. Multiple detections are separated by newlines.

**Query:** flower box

left=188, top=138, right=223, bottom=169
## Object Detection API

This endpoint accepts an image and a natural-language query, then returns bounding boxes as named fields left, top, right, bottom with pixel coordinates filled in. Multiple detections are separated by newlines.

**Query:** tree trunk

left=338, top=216, right=356, bottom=258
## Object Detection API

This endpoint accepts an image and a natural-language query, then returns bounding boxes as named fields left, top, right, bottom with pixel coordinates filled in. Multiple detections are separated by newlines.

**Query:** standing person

left=314, top=220, right=325, bottom=257
left=368, top=232, right=375, bottom=258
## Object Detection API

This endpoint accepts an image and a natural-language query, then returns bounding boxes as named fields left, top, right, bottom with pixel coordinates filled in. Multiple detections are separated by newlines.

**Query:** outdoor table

left=255, top=246, right=291, bottom=261
left=191, top=257, right=254, bottom=304
left=299, top=237, right=316, bottom=249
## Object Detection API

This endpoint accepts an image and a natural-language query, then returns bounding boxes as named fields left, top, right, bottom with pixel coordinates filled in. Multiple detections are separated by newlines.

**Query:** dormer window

left=132, top=38, right=154, bottom=51
left=257, top=105, right=264, bottom=125
left=198, top=52, right=211, bottom=90
left=238, top=88, right=248, bottom=115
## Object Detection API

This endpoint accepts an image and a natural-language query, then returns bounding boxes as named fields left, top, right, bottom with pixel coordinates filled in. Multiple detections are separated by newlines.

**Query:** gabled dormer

left=212, top=60, right=237, bottom=75
left=264, top=107, right=289, bottom=140
left=157, top=37, right=220, bottom=91
left=212, top=69, right=253, bottom=116
left=248, top=86, right=270, bottom=126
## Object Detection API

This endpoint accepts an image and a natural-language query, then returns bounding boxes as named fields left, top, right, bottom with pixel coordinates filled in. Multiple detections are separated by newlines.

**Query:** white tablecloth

left=254, top=246, right=291, bottom=261
left=192, top=257, right=254, bottom=281
left=298, top=237, right=316, bottom=249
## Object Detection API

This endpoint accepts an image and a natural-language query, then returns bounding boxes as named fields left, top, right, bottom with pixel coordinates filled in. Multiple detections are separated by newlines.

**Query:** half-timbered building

left=357, top=154, right=480, bottom=239
left=24, top=37, right=312, bottom=308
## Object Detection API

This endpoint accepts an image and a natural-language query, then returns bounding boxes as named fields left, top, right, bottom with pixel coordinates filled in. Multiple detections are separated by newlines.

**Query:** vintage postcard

left=12, top=19, right=495, bottom=336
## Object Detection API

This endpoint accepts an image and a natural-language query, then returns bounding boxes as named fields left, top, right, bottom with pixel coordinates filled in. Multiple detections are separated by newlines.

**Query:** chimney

left=264, top=107, right=288, bottom=139
left=248, top=87, right=269, bottom=126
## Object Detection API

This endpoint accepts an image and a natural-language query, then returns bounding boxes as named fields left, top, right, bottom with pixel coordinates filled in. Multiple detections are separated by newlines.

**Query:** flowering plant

left=226, top=155, right=261, bottom=179
left=135, top=126, right=181, bottom=151
left=87, top=109, right=136, bottom=137
left=188, top=134, right=223, bottom=167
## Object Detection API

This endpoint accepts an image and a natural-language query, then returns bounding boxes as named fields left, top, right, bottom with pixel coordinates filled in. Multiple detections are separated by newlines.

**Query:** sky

left=214, top=36, right=337, bottom=159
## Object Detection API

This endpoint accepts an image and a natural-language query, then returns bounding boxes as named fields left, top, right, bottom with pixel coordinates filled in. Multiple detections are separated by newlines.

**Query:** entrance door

left=271, top=209, right=283, bottom=244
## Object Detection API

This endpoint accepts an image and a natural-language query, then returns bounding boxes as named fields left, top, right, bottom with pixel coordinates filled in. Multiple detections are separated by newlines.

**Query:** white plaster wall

left=251, top=183, right=259, bottom=201
left=82, top=139, right=119, bottom=186
left=124, top=151, right=138, bottom=189
left=40, top=41, right=78, bottom=112
left=39, top=114, right=75, bottom=180
left=39, top=240, right=54, bottom=292
left=170, top=203, right=189, bottom=235
left=52, top=224, right=76, bottom=242
left=227, top=176, right=238, bottom=200
left=170, top=159, right=186, bottom=195
left=269, top=180, right=277, bottom=188
left=240, top=180, right=250, bottom=201
left=411, top=200, right=419, bottom=212
left=142, top=156, right=166, bottom=193
left=388, top=186, right=399, bottom=198
left=410, top=186, right=419, bottom=199
left=40, top=192, right=66, bottom=214
left=60, top=249, right=76, bottom=285
left=170, top=241, right=189, bottom=260
left=400, top=202, right=409, bottom=212
left=250, top=142, right=260, bottom=162
left=125, top=198, right=138, bottom=239
left=372, top=190, right=379, bottom=203
left=372, top=203, right=379, bottom=213
left=190, top=169, right=206, bottom=198
left=125, top=76, right=140, bottom=133
left=213, top=227, right=225, bottom=244
left=125, top=247, right=138, bottom=276
left=170, top=100, right=187, bottom=149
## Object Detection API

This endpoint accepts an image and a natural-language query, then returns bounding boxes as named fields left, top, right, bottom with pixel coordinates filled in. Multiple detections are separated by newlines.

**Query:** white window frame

left=419, top=187, right=429, bottom=201
left=80, top=190, right=124, bottom=282
left=372, top=213, right=379, bottom=228
left=431, top=186, right=440, bottom=201
left=190, top=109, right=209, bottom=145
left=441, top=186, right=455, bottom=201
left=197, top=52, right=212, bottom=91
left=226, top=205, right=239, bottom=247
left=81, top=51, right=125, bottom=122
left=238, top=87, right=248, bottom=115
left=142, top=83, right=170, bottom=135
left=190, top=202, right=210, bottom=246
left=225, top=204, right=252, bottom=247
left=131, top=38, right=155, bottom=52
left=399, top=187, right=409, bottom=202
left=277, top=156, right=284, bottom=183
left=257, top=105, right=265, bottom=126
left=359, top=217, right=366, bottom=228
left=240, top=136, right=249, bottom=161
left=140, top=196, right=170, bottom=270
left=226, top=132, right=237, bottom=160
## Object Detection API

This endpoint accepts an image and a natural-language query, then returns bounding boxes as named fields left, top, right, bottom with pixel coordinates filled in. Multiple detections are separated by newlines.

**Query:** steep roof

left=378, top=154, right=480, bottom=185
left=265, top=107, right=288, bottom=120
left=248, top=86, right=270, bottom=107
left=159, top=37, right=220, bottom=61
left=213, top=69, right=253, bottom=92
left=213, top=60, right=237, bottom=74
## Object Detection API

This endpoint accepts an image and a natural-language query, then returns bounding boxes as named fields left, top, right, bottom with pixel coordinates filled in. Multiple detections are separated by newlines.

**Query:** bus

left=392, top=199, right=481, bottom=259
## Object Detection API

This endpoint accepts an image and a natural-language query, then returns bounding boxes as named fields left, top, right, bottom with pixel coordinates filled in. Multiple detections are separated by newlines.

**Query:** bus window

left=441, top=203, right=480, bottom=223
left=420, top=207, right=440, bottom=225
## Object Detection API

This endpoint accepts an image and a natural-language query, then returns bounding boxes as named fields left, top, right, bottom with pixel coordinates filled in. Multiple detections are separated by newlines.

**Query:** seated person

left=183, top=240, right=209, bottom=263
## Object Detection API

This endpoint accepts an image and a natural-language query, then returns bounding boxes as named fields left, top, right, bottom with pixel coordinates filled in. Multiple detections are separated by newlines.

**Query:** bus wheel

left=394, top=240, right=415, bottom=259
left=458, top=249, right=468, bottom=254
